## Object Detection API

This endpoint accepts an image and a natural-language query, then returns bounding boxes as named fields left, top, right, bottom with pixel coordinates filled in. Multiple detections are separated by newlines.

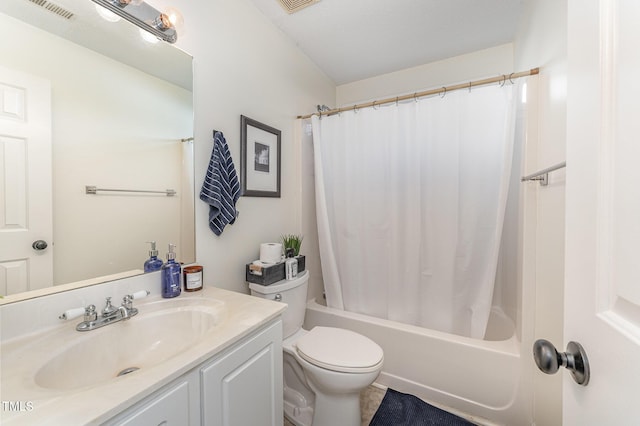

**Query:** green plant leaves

left=281, top=234, right=303, bottom=256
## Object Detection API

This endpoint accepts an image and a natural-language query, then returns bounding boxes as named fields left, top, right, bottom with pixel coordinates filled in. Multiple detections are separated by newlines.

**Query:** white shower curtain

left=312, top=82, right=518, bottom=339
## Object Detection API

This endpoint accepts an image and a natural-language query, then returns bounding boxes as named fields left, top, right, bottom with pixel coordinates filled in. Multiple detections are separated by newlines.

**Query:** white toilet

left=249, top=270, right=384, bottom=426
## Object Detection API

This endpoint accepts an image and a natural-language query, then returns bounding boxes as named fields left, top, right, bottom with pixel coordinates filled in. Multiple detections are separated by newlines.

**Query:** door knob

left=32, top=240, right=48, bottom=251
left=533, top=339, right=590, bottom=386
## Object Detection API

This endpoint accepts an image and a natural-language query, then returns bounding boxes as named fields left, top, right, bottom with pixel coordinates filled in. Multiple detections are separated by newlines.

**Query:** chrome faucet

left=60, top=291, right=149, bottom=331
left=101, top=297, right=120, bottom=318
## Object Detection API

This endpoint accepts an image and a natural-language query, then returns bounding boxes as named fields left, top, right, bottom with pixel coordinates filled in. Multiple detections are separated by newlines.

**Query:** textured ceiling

left=248, top=0, right=525, bottom=85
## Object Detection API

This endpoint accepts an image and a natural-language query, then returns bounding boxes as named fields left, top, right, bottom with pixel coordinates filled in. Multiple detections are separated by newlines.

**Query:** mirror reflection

left=0, top=0, right=194, bottom=298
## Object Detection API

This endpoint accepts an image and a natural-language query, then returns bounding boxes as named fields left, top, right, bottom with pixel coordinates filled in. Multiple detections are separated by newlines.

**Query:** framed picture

left=240, top=115, right=281, bottom=197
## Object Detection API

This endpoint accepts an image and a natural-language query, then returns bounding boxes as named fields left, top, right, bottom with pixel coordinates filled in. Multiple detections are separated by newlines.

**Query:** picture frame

left=240, top=115, right=281, bottom=197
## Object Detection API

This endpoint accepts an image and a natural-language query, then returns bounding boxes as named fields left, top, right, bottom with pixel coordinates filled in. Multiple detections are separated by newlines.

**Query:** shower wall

left=335, top=44, right=514, bottom=106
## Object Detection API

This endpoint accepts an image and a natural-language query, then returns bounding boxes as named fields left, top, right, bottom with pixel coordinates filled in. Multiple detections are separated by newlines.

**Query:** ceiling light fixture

left=90, top=0, right=179, bottom=43
left=95, top=4, right=121, bottom=22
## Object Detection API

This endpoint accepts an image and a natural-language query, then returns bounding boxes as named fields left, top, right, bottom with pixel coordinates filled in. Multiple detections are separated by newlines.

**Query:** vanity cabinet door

left=104, top=378, right=194, bottom=426
left=201, top=319, right=283, bottom=426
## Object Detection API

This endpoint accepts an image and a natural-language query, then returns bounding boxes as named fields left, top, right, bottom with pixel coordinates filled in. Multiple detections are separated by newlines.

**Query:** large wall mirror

left=0, top=0, right=194, bottom=300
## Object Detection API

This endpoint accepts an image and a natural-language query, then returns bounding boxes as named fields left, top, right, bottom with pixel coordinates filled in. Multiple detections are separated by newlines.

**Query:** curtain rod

left=297, top=67, right=539, bottom=120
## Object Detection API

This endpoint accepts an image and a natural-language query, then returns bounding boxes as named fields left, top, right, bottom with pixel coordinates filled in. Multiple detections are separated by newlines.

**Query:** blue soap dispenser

left=161, top=243, right=181, bottom=298
left=144, top=241, right=164, bottom=272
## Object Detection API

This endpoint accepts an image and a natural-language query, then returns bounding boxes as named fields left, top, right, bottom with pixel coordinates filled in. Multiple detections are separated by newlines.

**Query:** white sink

left=34, top=298, right=226, bottom=391
left=0, top=286, right=286, bottom=425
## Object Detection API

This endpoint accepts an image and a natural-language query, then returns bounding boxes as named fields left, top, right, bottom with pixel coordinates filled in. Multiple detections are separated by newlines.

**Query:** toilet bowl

left=249, top=271, right=384, bottom=426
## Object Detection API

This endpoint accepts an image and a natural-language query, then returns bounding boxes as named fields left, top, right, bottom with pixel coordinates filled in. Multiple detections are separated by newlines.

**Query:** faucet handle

left=131, top=290, right=150, bottom=300
left=122, top=294, right=134, bottom=310
left=84, top=304, right=97, bottom=322
left=122, top=290, right=149, bottom=310
left=59, top=306, right=86, bottom=320
left=59, top=304, right=97, bottom=321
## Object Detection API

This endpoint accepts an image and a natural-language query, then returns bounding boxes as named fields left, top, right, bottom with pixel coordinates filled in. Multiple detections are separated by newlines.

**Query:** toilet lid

left=296, top=327, right=383, bottom=373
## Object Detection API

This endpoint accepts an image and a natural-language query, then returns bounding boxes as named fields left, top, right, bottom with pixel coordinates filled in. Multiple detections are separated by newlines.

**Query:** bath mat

left=369, top=388, right=474, bottom=426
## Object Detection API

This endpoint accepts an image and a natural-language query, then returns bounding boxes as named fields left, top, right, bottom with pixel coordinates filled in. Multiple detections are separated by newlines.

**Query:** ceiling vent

left=27, top=0, right=74, bottom=19
left=276, top=0, right=320, bottom=14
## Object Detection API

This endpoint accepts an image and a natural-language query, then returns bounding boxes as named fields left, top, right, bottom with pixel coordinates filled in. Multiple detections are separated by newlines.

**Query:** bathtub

left=303, top=299, right=528, bottom=425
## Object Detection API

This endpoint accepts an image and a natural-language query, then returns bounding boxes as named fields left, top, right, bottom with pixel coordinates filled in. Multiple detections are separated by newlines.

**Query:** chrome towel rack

left=85, top=186, right=176, bottom=196
left=521, top=161, right=566, bottom=186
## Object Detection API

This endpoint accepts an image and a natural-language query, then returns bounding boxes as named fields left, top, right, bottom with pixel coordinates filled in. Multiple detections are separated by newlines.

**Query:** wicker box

left=246, top=255, right=306, bottom=286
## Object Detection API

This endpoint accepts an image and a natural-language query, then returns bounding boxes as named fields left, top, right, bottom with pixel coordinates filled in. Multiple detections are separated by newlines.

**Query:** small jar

left=183, top=265, right=203, bottom=292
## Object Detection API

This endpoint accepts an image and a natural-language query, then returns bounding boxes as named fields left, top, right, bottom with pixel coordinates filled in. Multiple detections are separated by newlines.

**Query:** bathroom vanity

left=105, top=318, right=282, bottom=426
left=0, top=274, right=285, bottom=425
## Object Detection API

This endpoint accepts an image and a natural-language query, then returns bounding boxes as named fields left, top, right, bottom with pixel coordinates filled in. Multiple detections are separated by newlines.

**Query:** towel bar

left=520, top=161, right=566, bottom=186
left=85, top=186, right=176, bottom=196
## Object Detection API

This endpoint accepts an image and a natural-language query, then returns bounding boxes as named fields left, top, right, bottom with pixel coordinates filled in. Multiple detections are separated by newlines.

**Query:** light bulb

left=153, top=13, right=172, bottom=30
left=163, top=6, right=184, bottom=35
left=116, top=0, right=144, bottom=5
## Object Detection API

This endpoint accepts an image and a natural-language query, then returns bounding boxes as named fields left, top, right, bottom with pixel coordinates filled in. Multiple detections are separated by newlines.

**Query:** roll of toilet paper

left=260, top=243, right=283, bottom=264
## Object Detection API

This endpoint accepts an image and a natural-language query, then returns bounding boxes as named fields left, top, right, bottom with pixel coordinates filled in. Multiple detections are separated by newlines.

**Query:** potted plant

left=281, top=234, right=305, bottom=273
left=281, top=234, right=303, bottom=256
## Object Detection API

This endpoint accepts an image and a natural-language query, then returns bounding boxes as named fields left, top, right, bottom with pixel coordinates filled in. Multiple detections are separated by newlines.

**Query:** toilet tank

left=248, top=270, right=309, bottom=339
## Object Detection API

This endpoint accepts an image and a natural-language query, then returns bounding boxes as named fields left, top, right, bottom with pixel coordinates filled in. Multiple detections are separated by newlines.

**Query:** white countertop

left=0, top=287, right=285, bottom=425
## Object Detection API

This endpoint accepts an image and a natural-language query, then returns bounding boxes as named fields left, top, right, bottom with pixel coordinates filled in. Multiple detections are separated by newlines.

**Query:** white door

left=563, top=0, right=640, bottom=423
left=0, top=66, right=53, bottom=296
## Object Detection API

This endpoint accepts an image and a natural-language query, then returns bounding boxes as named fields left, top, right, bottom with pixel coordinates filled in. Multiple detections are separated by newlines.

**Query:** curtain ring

left=372, top=101, right=378, bottom=110
left=414, top=92, right=418, bottom=103
left=353, top=104, right=358, bottom=113
left=509, top=72, right=515, bottom=84
left=499, top=75, right=506, bottom=87
left=395, top=96, right=399, bottom=107
left=439, top=87, right=447, bottom=98
left=468, top=82, right=472, bottom=93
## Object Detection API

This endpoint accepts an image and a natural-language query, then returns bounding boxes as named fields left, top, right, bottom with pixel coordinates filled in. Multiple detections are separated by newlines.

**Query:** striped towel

left=199, top=131, right=241, bottom=236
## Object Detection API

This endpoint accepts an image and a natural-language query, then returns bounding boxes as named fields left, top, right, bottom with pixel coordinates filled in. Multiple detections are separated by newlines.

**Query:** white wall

left=168, top=0, right=335, bottom=293
left=514, top=1, right=568, bottom=425
left=336, top=44, right=514, bottom=106
left=0, top=14, right=192, bottom=285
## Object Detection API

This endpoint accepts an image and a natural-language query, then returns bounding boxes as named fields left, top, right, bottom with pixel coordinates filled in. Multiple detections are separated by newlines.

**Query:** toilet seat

left=295, top=327, right=383, bottom=374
